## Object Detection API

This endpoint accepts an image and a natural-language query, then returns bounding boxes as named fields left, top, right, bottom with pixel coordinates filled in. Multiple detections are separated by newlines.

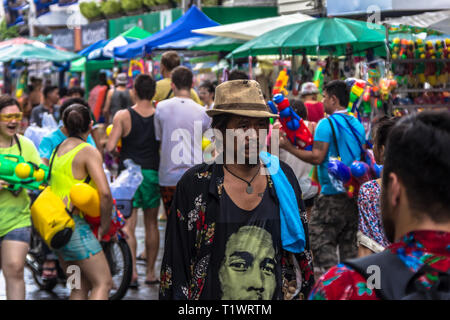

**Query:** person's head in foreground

left=206, top=80, right=277, bottom=166
left=0, top=95, right=21, bottom=140
left=381, top=110, right=450, bottom=243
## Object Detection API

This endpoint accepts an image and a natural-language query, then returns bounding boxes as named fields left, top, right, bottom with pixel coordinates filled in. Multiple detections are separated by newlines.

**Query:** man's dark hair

left=171, top=66, right=193, bottom=91
left=43, top=85, right=58, bottom=98
left=134, top=74, right=156, bottom=101
left=211, top=113, right=230, bottom=135
left=67, top=86, right=85, bottom=98
left=61, top=98, right=90, bottom=118
left=0, top=95, right=20, bottom=112
left=289, top=99, right=307, bottom=120
left=324, top=80, right=349, bottom=107
left=382, top=111, right=450, bottom=223
left=373, top=116, right=400, bottom=148
left=229, top=70, right=249, bottom=81
left=161, top=51, right=180, bottom=72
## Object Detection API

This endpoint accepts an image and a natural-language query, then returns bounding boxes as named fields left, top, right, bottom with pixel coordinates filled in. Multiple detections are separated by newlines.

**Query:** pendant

left=246, top=185, right=253, bottom=194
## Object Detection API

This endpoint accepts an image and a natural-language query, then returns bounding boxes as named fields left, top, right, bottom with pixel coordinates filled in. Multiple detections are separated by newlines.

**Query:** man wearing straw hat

left=160, top=79, right=314, bottom=300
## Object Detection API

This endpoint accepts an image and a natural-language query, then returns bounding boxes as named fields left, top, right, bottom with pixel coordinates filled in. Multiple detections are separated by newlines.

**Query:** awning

left=192, top=13, right=315, bottom=41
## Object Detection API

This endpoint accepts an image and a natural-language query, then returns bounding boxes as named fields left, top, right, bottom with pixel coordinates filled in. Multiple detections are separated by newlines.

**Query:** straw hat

left=206, top=80, right=278, bottom=118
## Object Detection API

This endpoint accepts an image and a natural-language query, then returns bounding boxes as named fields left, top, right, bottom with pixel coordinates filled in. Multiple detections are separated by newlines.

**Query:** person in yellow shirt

left=0, top=95, right=41, bottom=300
left=153, top=51, right=202, bottom=105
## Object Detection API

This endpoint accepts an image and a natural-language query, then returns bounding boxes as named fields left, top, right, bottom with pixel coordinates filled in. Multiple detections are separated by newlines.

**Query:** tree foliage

left=0, top=19, right=19, bottom=41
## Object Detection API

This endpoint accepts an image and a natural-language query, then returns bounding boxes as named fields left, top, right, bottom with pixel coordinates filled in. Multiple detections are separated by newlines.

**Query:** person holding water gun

left=279, top=80, right=365, bottom=279
left=49, top=104, right=113, bottom=299
left=0, top=95, right=42, bottom=300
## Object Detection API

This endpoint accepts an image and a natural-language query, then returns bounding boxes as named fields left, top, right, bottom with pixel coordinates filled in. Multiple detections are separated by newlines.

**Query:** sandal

left=136, top=253, right=146, bottom=261
left=145, top=279, right=160, bottom=285
left=129, top=280, right=139, bottom=289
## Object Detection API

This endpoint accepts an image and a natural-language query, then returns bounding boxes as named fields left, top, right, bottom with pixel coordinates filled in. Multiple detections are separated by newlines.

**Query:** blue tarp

left=156, top=36, right=213, bottom=50
left=114, top=5, right=219, bottom=59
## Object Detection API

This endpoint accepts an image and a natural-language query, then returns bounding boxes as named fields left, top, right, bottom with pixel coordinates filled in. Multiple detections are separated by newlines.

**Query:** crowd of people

left=0, top=50, right=449, bottom=300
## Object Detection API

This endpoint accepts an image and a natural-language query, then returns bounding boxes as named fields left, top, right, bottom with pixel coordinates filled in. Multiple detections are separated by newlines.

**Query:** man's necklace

left=224, top=165, right=260, bottom=194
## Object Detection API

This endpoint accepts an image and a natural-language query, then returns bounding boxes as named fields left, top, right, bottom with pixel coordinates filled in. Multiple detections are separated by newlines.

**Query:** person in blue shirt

left=39, top=98, right=96, bottom=166
left=279, top=80, right=365, bottom=279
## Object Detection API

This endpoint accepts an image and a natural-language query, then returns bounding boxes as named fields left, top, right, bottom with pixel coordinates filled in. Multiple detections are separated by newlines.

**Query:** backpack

left=344, top=250, right=450, bottom=300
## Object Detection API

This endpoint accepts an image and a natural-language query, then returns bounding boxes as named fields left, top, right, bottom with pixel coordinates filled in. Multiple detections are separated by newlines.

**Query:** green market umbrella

left=189, top=36, right=246, bottom=52
left=0, top=37, right=79, bottom=62
left=229, top=17, right=387, bottom=58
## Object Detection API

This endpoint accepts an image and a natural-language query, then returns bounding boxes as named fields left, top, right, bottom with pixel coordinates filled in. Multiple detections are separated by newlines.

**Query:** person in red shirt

left=300, top=82, right=324, bottom=123
left=308, top=111, right=450, bottom=300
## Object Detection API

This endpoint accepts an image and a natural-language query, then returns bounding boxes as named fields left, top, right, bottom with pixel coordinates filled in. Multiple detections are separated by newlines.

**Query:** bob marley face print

left=219, top=226, right=276, bottom=300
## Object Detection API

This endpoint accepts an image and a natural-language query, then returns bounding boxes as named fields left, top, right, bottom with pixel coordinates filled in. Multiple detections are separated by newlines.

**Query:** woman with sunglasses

left=0, top=95, right=41, bottom=299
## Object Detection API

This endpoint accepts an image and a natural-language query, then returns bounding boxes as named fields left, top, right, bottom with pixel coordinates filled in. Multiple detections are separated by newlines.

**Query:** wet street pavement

left=0, top=209, right=167, bottom=300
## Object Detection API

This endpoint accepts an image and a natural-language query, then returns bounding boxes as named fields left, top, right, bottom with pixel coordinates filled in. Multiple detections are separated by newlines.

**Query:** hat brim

left=206, top=109, right=279, bottom=118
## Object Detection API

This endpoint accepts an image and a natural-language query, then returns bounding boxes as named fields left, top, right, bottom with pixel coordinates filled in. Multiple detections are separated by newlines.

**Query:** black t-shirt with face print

left=201, top=183, right=282, bottom=300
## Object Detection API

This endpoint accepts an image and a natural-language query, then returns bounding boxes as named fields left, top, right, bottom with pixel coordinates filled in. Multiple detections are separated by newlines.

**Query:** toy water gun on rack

left=268, top=68, right=314, bottom=150
left=0, top=154, right=49, bottom=194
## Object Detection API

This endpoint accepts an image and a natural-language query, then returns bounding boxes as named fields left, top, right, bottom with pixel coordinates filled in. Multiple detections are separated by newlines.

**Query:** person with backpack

left=0, top=95, right=41, bottom=299
left=50, top=104, right=113, bottom=299
left=279, top=80, right=365, bottom=279
left=309, top=111, right=450, bottom=300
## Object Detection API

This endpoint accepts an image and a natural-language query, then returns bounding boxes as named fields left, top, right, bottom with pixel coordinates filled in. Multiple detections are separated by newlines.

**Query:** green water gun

left=0, top=154, right=49, bottom=193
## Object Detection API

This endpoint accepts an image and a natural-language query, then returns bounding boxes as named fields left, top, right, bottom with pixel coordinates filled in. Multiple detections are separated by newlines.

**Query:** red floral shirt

left=308, top=230, right=450, bottom=300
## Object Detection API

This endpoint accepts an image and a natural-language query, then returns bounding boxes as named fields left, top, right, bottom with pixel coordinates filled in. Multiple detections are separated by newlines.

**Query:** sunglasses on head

left=0, top=112, right=23, bottom=122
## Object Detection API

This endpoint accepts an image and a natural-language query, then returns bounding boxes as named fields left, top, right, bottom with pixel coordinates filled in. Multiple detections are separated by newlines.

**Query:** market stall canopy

left=229, top=17, right=387, bottom=58
left=114, top=5, right=219, bottom=59
left=78, top=26, right=152, bottom=60
left=70, top=57, right=115, bottom=73
left=383, top=10, right=450, bottom=34
left=156, top=36, right=210, bottom=50
left=192, top=13, right=315, bottom=41
left=189, top=36, right=246, bottom=52
left=0, top=37, right=79, bottom=62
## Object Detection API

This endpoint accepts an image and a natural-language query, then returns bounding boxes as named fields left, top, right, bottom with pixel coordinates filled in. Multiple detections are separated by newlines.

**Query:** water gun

left=272, top=68, right=289, bottom=96
left=70, top=183, right=125, bottom=242
left=347, top=80, right=366, bottom=114
left=272, top=93, right=313, bottom=150
left=414, top=39, right=426, bottom=84
left=0, top=154, right=49, bottom=193
left=379, top=77, right=397, bottom=102
left=328, top=158, right=360, bottom=198
left=350, top=161, right=372, bottom=185
left=313, top=65, right=324, bottom=94
left=425, top=41, right=437, bottom=86
left=361, top=86, right=373, bottom=115
left=435, top=40, right=446, bottom=85
left=398, top=39, right=409, bottom=59
left=390, top=38, right=401, bottom=60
